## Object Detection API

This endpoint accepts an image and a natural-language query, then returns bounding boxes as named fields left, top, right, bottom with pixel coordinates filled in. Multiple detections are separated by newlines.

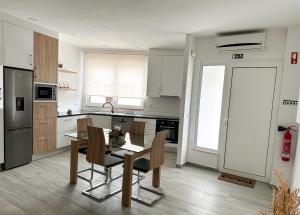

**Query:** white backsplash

left=82, top=96, right=181, bottom=117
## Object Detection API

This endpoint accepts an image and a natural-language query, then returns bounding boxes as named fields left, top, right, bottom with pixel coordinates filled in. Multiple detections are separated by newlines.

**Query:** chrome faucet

left=102, top=102, right=114, bottom=113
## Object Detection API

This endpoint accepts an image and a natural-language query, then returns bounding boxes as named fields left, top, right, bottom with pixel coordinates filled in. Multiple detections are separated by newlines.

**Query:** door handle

left=8, top=127, right=32, bottom=131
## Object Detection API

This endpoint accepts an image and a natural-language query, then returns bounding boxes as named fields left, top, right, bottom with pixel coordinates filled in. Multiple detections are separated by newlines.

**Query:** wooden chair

left=111, top=121, right=146, bottom=159
left=131, top=131, right=168, bottom=206
left=77, top=118, right=109, bottom=183
left=82, top=126, right=124, bottom=202
left=130, top=121, right=145, bottom=135
left=77, top=117, right=93, bottom=133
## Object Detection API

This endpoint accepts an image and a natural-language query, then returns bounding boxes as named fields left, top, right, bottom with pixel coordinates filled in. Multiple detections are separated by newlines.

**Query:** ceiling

left=0, top=0, right=300, bottom=49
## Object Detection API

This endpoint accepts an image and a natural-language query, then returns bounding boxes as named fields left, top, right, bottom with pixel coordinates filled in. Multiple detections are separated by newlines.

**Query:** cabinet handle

left=29, top=54, right=33, bottom=66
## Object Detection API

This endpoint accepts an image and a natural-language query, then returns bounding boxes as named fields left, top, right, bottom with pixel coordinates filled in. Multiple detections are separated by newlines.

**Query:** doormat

left=218, top=173, right=256, bottom=188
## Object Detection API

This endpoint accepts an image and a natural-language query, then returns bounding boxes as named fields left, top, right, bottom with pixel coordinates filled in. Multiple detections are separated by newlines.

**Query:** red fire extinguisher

left=280, top=126, right=297, bottom=162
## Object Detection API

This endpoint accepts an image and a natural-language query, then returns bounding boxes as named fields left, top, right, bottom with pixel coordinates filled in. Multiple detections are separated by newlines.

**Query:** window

left=84, top=52, right=147, bottom=108
left=196, top=65, right=225, bottom=152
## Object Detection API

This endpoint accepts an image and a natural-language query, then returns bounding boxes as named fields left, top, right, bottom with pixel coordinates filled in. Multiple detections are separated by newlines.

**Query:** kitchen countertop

left=57, top=111, right=179, bottom=120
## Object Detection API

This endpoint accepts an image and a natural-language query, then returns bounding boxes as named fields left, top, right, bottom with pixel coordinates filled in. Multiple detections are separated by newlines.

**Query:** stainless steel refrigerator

left=4, top=67, right=32, bottom=170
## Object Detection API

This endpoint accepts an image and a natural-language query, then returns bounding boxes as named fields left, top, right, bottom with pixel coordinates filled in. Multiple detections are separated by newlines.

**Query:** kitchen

left=0, top=1, right=300, bottom=214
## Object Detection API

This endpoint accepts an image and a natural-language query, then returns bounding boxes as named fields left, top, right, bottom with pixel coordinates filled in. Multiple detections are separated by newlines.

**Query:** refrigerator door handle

left=8, top=127, right=32, bottom=132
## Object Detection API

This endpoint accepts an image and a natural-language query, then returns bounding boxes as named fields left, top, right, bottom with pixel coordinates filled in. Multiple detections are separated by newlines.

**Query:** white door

left=223, top=67, right=277, bottom=177
left=3, top=22, right=33, bottom=70
left=160, top=55, right=184, bottom=97
left=146, top=55, right=162, bottom=97
left=0, top=66, right=3, bottom=164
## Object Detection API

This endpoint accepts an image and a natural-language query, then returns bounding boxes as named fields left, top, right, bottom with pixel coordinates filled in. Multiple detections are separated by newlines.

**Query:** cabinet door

left=33, top=134, right=56, bottom=154
left=57, top=116, right=79, bottom=133
left=33, top=102, right=57, bottom=120
left=160, top=55, right=184, bottom=97
left=147, top=55, right=162, bottom=97
left=3, top=22, right=33, bottom=70
left=90, top=115, right=111, bottom=129
left=34, top=32, right=58, bottom=84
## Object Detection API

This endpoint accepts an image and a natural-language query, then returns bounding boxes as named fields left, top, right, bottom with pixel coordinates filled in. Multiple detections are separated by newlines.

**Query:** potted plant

left=258, top=170, right=300, bottom=215
left=109, top=129, right=126, bottom=147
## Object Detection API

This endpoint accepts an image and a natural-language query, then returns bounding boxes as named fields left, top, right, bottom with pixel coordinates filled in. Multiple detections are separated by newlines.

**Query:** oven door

left=35, top=85, right=55, bottom=100
left=159, top=126, right=177, bottom=143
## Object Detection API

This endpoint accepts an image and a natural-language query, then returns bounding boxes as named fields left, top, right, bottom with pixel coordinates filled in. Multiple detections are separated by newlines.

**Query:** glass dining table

left=65, top=129, right=161, bottom=207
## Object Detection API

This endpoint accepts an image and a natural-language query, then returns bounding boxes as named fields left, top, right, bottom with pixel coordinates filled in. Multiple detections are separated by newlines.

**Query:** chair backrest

left=77, top=118, right=93, bottom=133
left=86, top=126, right=106, bottom=166
left=130, top=121, right=145, bottom=135
left=150, top=131, right=168, bottom=170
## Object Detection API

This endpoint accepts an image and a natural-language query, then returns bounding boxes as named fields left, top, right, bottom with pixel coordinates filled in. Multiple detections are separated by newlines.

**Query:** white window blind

left=84, top=53, right=147, bottom=99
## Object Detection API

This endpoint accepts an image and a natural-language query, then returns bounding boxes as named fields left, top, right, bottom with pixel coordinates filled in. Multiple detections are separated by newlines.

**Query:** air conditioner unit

left=215, top=33, right=266, bottom=52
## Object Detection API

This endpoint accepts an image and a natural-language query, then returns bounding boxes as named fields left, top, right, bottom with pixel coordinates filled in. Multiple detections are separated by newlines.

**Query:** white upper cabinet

left=160, top=56, right=184, bottom=97
left=3, top=22, right=33, bottom=70
left=147, top=51, right=183, bottom=97
left=147, top=55, right=162, bottom=97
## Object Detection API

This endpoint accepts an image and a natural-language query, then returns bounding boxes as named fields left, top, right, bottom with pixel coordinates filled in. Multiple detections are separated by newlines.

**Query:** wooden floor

left=0, top=151, right=272, bottom=215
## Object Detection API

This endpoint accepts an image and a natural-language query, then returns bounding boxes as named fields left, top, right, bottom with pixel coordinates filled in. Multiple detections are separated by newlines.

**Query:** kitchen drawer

left=34, top=119, right=56, bottom=137
left=56, top=132, right=73, bottom=148
left=33, top=102, right=57, bottom=120
left=33, top=134, right=56, bottom=154
left=57, top=116, right=80, bottom=133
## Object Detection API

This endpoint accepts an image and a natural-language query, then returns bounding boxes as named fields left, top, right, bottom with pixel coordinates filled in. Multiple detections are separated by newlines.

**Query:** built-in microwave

left=34, top=83, right=57, bottom=101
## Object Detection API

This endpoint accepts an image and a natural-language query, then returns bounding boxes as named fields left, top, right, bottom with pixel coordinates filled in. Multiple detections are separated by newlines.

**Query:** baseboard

left=185, top=162, right=217, bottom=171
left=32, top=146, right=70, bottom=161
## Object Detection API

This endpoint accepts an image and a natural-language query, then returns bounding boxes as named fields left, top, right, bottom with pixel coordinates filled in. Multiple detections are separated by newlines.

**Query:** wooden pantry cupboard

left=33, top=32, right=58, bottom=155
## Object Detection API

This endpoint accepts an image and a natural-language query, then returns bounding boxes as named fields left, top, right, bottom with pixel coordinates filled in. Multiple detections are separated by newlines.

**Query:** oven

left=34, top=83, right=57, bottom=101
left=156, top=119, right=179, bottom=144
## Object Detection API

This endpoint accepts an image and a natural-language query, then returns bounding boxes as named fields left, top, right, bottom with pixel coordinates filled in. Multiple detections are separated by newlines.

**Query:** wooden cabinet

left=3, top=22, right=33, bottom=70
left=147, top=54, right=184, bottom=97
left=33, top=102, right=57, bottom=154
left=34, top=32, right=58, bottom=84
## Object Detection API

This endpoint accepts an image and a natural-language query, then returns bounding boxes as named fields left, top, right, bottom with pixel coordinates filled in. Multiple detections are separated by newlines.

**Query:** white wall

left=185, top=29, right=288, bottom=171
left=292, top=131, right=300, bottom=189
left=0, top=11, right=58, bottom=38
left=177, top=34, right=195, bottom=166
left=271, top=27, right=300, bottom=185
left=57, top=41, right=83, bottom=112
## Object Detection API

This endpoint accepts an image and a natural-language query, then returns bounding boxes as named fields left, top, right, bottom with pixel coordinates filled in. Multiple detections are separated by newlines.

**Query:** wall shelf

left=58, top=69, right=77, bottom=74
left=58, top=87, right=77, bottom=91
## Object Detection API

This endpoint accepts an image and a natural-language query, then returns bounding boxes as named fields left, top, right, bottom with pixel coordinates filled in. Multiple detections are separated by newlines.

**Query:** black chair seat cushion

left=105, top=155, right=124, bottom=168
left=111, top=150, right=128, bottom=159
left=133, top=158, right=150, bottom=173
left=79, top=147, right=111, bottom=155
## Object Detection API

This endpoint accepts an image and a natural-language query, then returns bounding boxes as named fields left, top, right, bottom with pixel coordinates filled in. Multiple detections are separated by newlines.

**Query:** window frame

left=82, top=50, right=147, bottom=110
left=85, top=95, right=144, bottom=110
left=193, top=63, right=227, bottom=154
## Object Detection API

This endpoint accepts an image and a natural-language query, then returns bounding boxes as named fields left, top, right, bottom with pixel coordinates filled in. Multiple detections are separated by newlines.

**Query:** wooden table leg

left=152, top=167, right=161, bottom=188
left=122, top=154, right=134, bottom=207
left=70, top=140, right=79, bottom=184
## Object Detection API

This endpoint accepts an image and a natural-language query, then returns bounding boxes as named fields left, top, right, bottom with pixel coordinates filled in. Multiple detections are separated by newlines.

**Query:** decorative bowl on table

left=109, top=129, right=126, bottom=147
